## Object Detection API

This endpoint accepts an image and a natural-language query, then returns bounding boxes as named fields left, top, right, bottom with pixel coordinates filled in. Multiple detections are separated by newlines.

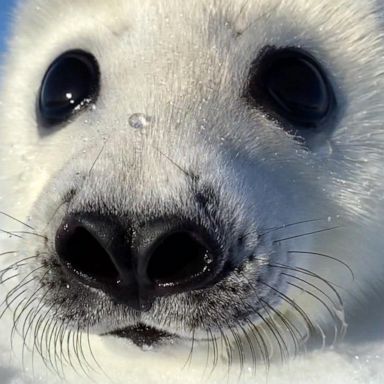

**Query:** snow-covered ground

left=1, top=336, right=384, bottom=384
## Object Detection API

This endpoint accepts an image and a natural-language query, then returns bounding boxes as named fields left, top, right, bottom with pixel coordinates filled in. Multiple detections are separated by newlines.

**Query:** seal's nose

left=55, top=213, right=220, bottom=311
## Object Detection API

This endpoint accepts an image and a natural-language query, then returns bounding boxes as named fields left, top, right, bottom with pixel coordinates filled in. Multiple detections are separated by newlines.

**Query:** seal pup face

left=1, top=0, right=384, bottom=374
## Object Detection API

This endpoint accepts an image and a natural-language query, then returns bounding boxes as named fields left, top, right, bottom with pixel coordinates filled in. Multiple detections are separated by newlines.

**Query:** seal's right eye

left=38, top=50, right=100, bottom=128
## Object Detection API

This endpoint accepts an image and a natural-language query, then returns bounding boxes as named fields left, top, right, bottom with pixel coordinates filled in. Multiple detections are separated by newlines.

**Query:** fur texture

left=0, top=0, right=384, bottom=383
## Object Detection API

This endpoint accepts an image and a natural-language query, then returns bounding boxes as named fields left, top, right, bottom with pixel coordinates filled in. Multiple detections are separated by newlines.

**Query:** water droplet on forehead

left=129, top=113, right=151, bottom=129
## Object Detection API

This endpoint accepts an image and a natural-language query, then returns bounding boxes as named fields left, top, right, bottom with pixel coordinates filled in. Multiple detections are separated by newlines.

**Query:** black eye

left=247, top=47, right=336, bottom=129
left=38, top=50, right=100, bottom=127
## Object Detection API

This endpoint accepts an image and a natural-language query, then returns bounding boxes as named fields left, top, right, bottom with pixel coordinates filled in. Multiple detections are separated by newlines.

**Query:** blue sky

left=0, top=0, right=17, bottom=53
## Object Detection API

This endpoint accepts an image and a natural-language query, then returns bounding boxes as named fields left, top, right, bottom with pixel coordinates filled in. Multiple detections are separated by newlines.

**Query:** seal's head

left=1, top=0, right=384, bottom=375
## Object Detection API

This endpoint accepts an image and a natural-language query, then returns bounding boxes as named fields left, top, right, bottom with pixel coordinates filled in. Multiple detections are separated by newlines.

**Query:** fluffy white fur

left=1, top=0, right=384, bottom=383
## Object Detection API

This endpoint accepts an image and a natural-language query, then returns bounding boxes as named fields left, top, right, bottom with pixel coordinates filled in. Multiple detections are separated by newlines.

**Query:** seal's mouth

left=107, top=323, right=175, bottom=347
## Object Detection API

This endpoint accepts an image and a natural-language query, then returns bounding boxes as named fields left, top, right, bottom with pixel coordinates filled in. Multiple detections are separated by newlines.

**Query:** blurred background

left=0, top=0, right=17, bottom=53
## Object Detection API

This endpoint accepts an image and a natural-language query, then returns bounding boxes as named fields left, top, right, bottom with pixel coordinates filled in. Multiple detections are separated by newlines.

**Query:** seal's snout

left=55, top=213, right=223, bottom=311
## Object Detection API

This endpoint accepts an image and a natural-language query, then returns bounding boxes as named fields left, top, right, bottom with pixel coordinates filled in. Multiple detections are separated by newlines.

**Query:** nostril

left=56, top=224, right=119, bottom=283
left=147, top=231, right=212, bottom=287
left=55, top=215, right=222, bottom=309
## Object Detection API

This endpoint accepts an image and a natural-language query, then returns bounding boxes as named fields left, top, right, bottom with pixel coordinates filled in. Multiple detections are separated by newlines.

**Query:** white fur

left=1, top=0, right=384, bottom=383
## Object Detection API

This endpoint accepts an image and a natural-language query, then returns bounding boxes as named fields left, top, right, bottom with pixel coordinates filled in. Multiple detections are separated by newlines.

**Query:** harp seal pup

left=0, top=0, right=384, bottom=383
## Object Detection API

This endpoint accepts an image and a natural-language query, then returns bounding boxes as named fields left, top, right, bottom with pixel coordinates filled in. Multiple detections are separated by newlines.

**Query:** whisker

left=71, top=323, right=94, bottom=378
left=72, top=326, right=92, bottom=378
left=53, top=318, right=68, bottom=375
left=238, top=272, right=290, bottom=361
left=0, top=251, right=17, bottom=257
left=0, top=257, right=39, bottom=287
left=35, top=301, right=60, bottom=367
left=31, top=313, right=44, bottom=375
left=259, top=280, right=315, bottom=334
left=259, top=218, right=328, bottom=237
left=12, top=231, right=48, bottom=240
left=240, top=268, right=305, bottom=359
left=183, top=328, right=195, bottom=369
left=37, top=312, right=56, bottom=373
left=65, top=327, right=83, bottom=376
left=273, top=226, right=341, bottom=244
left=17, top=273, right=51, bottom=349
left=0, top=272, right=20, bottom=286
left=45, top=317, right=61, bottom=376
left=0, top=255, right=39, bottom=280
left=14, top=296, right=38, bottom=345
left=26, top=290, right=54, bottom=366
left=235, top=2, right=281, bottom=35
left=0, top=211, right=35, bottom=230
left=45, top=200, right=68, bottom=230
left=1, top=268, right=43, bottom=319
left=266, top=262, right=344, bottom=307
left=0, top=288, right=29, bottom=321
left=286, top=281, right=345, bottom=344
left=253, top=304, right=286, bottom=361
left=243, top=317, right=270, bottom=370
left=207, top=326, right=219, bottom=376
left=88, top=140, right=107, bottom=176
left=259, top=298, right=302, bottom=354
left=204, top=328, right=211, bottom=376
left=153, top=146, right=191, bottom=178
left=0, top=228, right=24, bottom=239
left=237, top=321, right=257, bottom=374
left=288, top=250, right=354, bottom=280
left=85, top=324, right=105, bottom=374
left=10, top=296, right=29, bottom=349
left=281, top=272, right=340, bottom=308
left=216, top=323, right=232, bottom=377
left=3, top=266, right=44, bottom=304
left=21, top=305, right=40, bottom=366
left=229, top=324, right=245, bottom=379
left=241, top=218, right=328, bottom=241
left=77, top=325, right=95, bottom=374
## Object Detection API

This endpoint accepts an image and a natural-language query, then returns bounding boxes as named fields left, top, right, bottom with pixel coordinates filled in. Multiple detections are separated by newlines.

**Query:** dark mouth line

left=106, top=323, right=175, bottom=347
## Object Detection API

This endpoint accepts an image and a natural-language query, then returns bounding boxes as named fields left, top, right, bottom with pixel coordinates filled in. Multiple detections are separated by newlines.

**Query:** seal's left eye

left=38, top=50, right=100, bottom=127
left=247, top=47, right=336, bottom=130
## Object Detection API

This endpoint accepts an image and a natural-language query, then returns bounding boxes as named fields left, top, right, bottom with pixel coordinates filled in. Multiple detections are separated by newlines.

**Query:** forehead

left=16, top=0, right=380, bottom=47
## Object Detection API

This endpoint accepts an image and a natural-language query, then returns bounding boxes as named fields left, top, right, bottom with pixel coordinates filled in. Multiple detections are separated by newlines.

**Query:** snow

left=1, top=324, right=384, bottom=384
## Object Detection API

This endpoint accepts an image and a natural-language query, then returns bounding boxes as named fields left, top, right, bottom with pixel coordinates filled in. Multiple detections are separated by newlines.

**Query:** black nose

left=55, top=213, right=221, bottom=311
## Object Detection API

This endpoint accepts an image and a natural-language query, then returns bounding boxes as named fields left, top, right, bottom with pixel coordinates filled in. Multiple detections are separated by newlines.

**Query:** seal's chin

left=107, top=323, right=175, bottom=347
